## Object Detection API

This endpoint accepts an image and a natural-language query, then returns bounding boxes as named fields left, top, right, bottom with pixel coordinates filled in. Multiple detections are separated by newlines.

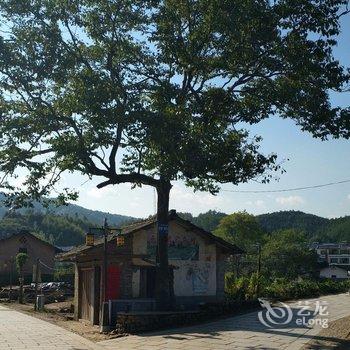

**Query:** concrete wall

left=133, top=221, right=218, bottom=298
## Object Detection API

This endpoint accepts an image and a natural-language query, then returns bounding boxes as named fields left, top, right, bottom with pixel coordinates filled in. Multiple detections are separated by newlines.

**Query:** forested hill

left=0, top=193, right=138, bottom=246
left=0, top=193, right=136, bottom=227
left=256, top=211, right=329, bottom=236
left=0, top=192, right=349, bottom=246
left=180, top=210, right=350, bottom=243
left=0, top=210, right=137, bottom=246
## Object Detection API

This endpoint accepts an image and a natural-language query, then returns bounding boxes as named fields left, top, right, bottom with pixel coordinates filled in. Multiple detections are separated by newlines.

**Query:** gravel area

left=302, top=316, right=350, bottom=349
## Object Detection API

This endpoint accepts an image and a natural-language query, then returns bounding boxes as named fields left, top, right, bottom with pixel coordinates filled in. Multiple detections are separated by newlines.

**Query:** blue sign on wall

left=158, top=224, right=169, bottom=235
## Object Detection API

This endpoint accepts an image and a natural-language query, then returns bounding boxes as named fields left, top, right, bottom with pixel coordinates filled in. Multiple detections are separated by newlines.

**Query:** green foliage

left=313, top=216, right=350, bottom=243
left=54, top=263, right=74, bottom=283
left=0, top=0, right=348, bottom=206
left=178, top=210, right=226, bottom=232
left=226, top=272, right=266, bottom=301
left=193, top=211, right=227, bottom=232
left=226, top=277, right=350, bottom=302
left=257, top=211, right=329, bottom=236
left=0, top=193, right=137, bottom=227
left=263, top=279, right=350, bottom=300
left=0, top=210, right=94, bottom=245
left=261, top=229, right=319, bottom=279
left=185, top=210, right=350, bottom=244
left=15, top=253, right=28, bottom=273
left=214, top=211, right=263, bottom=250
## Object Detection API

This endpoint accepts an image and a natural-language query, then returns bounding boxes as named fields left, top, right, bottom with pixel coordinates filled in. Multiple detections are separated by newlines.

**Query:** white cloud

left=347, top=194, right=350, bottom=200
left=275, top=195, right=305, bottom=206
left=246, top=199, right=265, bottom=208
left=86, top=186, right=115, bottom=199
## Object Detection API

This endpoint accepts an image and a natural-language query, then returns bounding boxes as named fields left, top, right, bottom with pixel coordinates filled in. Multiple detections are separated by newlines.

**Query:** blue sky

left=11, top=16, right=350, bottom=220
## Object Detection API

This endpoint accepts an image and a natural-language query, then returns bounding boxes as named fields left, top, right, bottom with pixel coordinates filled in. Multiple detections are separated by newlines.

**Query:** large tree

left=0, top=0, right=349, bottom=307
left=261, top=229, right=319, bottom=279
left=214, top=211, right=263, bottom=250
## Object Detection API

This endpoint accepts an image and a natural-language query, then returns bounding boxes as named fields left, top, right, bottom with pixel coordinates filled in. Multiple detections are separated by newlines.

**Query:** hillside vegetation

left=0, top=211, right=93, bottom=246
left=180, top=210, right=350, bottom=243
left=0, top=193, right=349, bottom=247
left=0, top=193, right=137, bottom=227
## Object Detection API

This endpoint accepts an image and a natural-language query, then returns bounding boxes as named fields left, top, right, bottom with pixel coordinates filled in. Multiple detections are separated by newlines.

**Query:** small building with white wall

left=58, top=210, right=242, bottom=325
left=320, top=265, right=349, bottom=279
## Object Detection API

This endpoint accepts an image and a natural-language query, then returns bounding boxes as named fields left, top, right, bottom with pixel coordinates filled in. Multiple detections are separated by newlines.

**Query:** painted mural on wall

left=147, top=232, right=199, bottom=260
left=173, top=261, right=216, bottom=296
left=186, top=263, right=211, bottom=294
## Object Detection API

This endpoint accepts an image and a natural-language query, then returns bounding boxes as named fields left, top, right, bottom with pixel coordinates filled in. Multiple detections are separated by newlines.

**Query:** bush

left=54, top=263, right=74, bottom=283
left=226, top=276, right=350, bottom=302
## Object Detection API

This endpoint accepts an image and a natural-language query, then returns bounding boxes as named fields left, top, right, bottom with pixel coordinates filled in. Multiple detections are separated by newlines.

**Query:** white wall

left=132, top=221, right=217, bottom=297
left=320, top=266, right=348, bottom=279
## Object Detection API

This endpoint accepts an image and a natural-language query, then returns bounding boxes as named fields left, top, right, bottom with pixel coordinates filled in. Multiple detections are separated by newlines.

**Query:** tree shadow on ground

left=137, top=306, right=348, bottom=349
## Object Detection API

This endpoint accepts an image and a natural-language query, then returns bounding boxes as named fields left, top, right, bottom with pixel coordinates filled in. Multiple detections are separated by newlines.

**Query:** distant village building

left=0, top=230, right=58, bottom=285
left=58, top=210, right=242, bottom=325
left=313, top=243, right=350, bottom=279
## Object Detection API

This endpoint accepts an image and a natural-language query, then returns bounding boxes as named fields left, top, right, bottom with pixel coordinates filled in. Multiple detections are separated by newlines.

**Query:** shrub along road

left=0, top=294, right=350, bottom=350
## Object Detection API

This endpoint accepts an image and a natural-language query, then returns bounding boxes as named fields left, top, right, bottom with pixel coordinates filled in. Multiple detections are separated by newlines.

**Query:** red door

left=106, top=265, right=121, bottom=301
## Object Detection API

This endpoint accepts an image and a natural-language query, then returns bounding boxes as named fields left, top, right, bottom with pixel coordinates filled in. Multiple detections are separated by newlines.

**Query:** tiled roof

left=56, top=210, right=243, bottom=260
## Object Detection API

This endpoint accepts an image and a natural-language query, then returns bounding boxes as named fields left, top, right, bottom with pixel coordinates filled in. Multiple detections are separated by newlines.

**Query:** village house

left=0, top=230, right=58, bottom=285
left=57, top=210, right=243, bottom=325
left=313, top=242, right=350, bottom=279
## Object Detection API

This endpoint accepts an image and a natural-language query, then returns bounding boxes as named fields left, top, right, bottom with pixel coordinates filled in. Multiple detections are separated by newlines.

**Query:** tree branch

left=97, top=173, right=159, bottom=189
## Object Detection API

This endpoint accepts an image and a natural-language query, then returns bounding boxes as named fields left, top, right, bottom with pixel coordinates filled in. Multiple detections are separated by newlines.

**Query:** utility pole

left=86, top=221, right=121, bottom=332
left=256, top=243, right=261, bottom=298
left=34, top=258, right=40, bottom=311
left=9, top=259, right=13, bottom=302
left=103, top=217, right=108, bottom=303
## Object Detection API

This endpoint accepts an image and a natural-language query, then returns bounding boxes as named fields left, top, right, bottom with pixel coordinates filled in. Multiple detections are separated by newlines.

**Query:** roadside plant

left=15, top=252, right=28, bottom=304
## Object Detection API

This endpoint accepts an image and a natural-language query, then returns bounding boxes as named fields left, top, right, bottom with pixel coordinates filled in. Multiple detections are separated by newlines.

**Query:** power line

left=222, top=179, right=350, bottom=194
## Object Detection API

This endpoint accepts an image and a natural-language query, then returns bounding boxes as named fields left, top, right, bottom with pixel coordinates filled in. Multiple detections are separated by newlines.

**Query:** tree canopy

left=214, top=211, right=263, bottom=249
left=0, top=0, right=349, bottom=306
left=0, top=0, right=349, bottom=203
left=261, top=229, right=319, bottom=279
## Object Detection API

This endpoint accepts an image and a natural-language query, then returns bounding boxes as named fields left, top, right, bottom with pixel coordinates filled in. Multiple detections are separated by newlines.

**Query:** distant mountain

left=183, top=209, right=350, bottom=244
left=0, top=193, right=137, bottom=227
left=313, top=216, right=350, bottom=243
left=256, top=210, right=329, bottom=236
left=1, top=190, right=349, bottom=246
left=47, top=203, right=137, bottom=227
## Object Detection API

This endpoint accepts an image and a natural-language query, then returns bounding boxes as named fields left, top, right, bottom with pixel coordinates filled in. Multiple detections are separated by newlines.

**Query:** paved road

left=99, top=293, right=350, bottom=350
left=0, top=294, right=349, bottom=350
left=0, top=304, right=100, bottom=350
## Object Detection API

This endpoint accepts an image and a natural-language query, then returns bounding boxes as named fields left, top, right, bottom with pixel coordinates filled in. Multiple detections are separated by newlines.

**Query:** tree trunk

left=155, top=180, right=173, bottom=310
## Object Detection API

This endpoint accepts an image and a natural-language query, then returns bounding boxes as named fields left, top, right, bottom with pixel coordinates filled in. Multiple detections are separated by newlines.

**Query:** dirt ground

left=1, top=301, right=127, bottom=343
left=302, top=316, right=350, bottom=349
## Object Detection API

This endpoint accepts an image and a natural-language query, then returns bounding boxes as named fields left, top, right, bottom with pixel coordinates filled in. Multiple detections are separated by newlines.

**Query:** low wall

left=115, top=311, right=201, bottom=333
left=115, top=300, right=259, bottom=334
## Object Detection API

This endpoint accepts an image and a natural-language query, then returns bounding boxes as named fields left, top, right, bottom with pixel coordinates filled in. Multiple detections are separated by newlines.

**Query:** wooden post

left=73, top=263, right=80, bottom=320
